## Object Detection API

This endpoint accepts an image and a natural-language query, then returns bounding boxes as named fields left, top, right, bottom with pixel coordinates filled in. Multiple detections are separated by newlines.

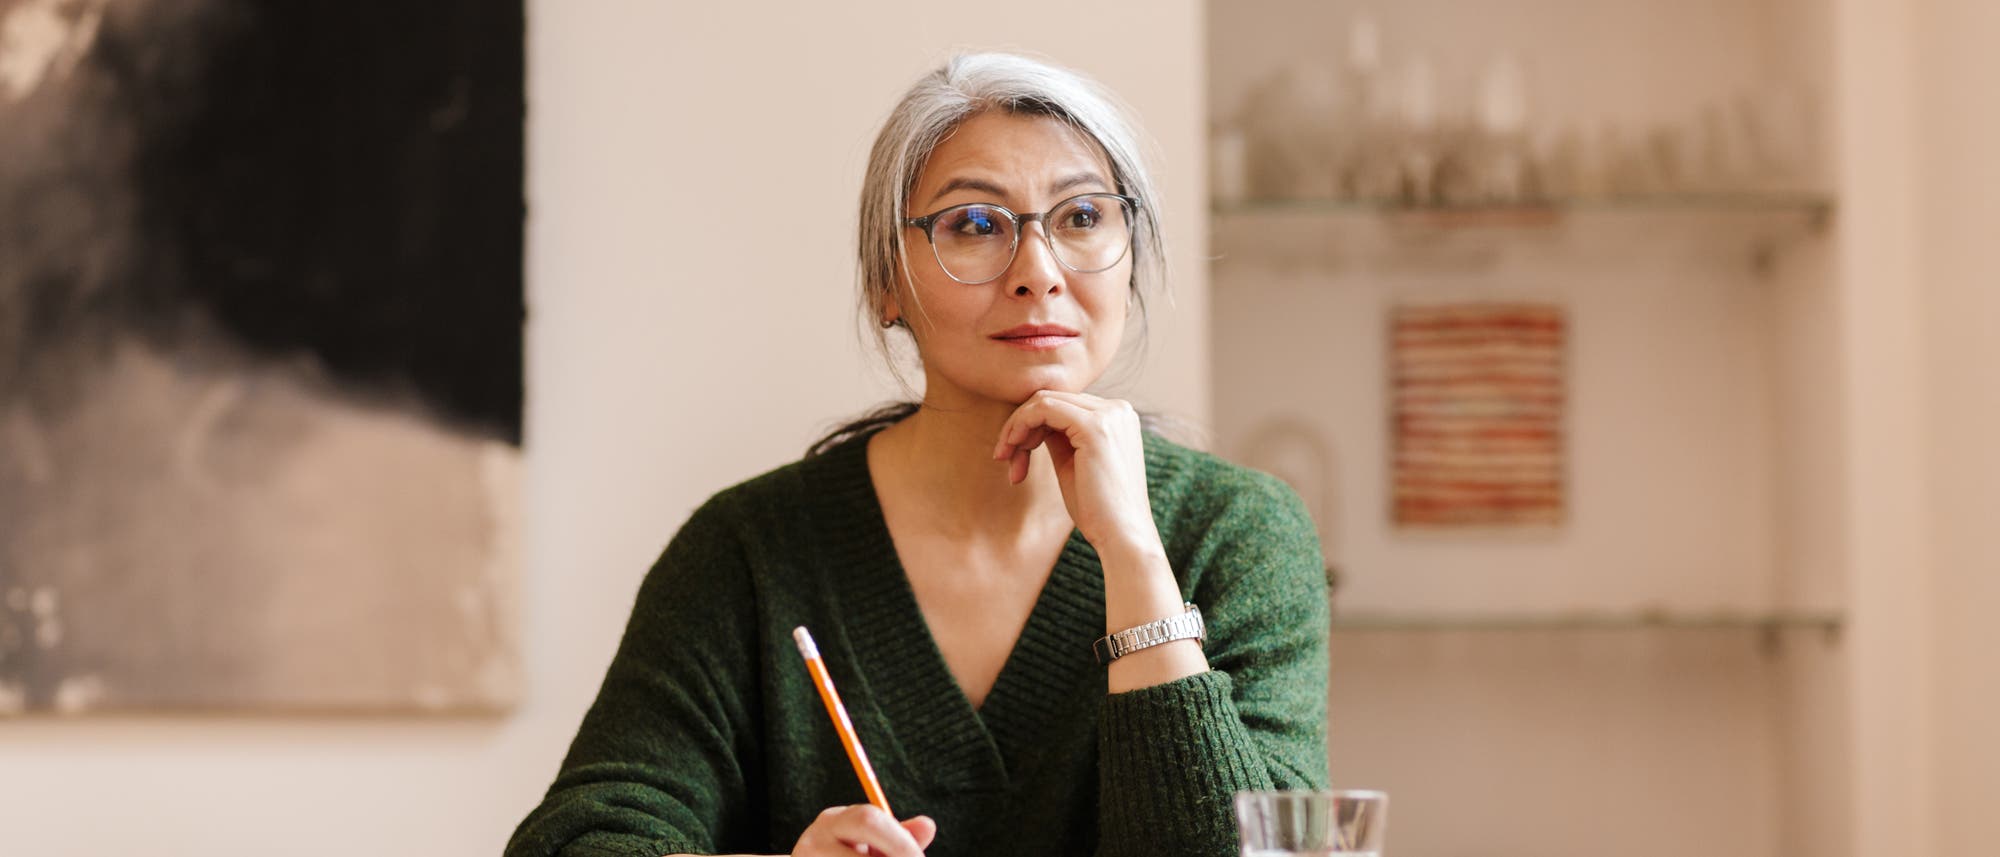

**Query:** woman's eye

left=1062, top=205, right=1101, bottom=229
left=948, top=207, right=1003, bottom=237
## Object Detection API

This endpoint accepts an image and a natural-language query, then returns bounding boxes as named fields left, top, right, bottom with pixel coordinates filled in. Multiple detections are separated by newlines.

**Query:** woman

left=507, top=52, right=1328, bottom=857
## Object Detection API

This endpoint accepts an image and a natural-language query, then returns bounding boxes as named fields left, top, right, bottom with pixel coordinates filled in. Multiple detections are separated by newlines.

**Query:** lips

left=991, top=323, right=1080, bottom=340
left=992, top=323, right=1079, bottom=352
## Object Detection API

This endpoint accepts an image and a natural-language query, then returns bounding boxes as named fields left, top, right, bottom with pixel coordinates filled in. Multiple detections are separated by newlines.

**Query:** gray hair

left=855, top=52, right=1169, bottom=393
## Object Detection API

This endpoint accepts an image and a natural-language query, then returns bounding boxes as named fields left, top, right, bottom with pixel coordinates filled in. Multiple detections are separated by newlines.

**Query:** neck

left=870, top=395, right=1070, bottom=543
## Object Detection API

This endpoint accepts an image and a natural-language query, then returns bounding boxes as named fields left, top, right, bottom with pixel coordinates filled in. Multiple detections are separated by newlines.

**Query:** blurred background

left=0, top=0, right=1994, bottom=855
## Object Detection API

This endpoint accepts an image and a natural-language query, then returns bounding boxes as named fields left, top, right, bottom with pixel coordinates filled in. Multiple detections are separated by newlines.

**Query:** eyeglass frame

left=902, top=192, right=1142, bottom=285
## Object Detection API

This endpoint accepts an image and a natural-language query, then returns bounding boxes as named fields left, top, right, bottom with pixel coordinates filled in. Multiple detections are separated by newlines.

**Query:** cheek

left=1101, top=301, right=1130, bottom=355
left=891, top=259, right=956, bottom=327
left=899, top=278, right=986, bottom=349
left=1084, top=268, right=1133, bottom=326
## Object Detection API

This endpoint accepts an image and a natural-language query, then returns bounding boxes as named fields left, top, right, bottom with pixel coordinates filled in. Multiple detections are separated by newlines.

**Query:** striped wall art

left=1391, top=302, right=1567, bottom=528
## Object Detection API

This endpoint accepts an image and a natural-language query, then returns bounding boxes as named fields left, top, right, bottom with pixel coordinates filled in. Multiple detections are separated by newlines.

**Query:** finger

left=997, top=392, right=1135, bottom=469
left=996, top=422, right=1041, bottom=459
left=798, top=806, right=887, bottom=857
left=1007, top=426, right=1061, bottom=485
left=1042, top=390, right=1117, bottom=411
left=1017, top=396, right=1099, bottom=449
left=794, top=830, right=869, bottom=857
left=1016, top=425, right=1054, bottom=454
left=902, top=816, right=937, bottom=849
left=1031, top=390, right=1136, bottom=424
left=825, top=804, right=925, bottom=857
left=993, top=420, right=1018, bottom=459
left=994, top=391, right=1070, bottom=458
left=1046, top=429, right=1077, bottom=467
left=997, top=393, right=1099, bottom=459
left=994, top=414, right=1025, bottom=459
left=796, top=807, right=866, bottom=857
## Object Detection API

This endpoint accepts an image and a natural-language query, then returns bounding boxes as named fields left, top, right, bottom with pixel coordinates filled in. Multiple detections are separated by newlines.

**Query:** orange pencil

left=791, top=626, right=893, bottom=815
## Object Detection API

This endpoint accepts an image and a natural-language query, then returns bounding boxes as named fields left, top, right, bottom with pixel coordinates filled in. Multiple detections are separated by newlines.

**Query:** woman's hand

left=991, top=390, right=1161, bottom=558
left=789, top=804, right=936, bottom=856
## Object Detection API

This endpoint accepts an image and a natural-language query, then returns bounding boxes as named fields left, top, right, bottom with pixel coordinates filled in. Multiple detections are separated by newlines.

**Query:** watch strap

left=1093, top=602, right=1204, bottom=665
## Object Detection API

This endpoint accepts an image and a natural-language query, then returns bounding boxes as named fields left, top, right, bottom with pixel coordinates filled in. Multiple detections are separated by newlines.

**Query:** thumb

left=901, top=815, right=937, bottom=849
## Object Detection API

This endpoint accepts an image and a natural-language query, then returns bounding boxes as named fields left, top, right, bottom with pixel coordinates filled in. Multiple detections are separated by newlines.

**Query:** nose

left=1001, top=219, right=1065, bottom=298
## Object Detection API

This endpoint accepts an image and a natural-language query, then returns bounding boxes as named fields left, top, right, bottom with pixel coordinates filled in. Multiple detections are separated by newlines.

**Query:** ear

left=880, top=290, right=903, bottom=327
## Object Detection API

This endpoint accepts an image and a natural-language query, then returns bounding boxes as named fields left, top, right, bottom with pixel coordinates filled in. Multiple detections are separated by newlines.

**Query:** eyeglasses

left=904, top=192, right=1140, bottom=285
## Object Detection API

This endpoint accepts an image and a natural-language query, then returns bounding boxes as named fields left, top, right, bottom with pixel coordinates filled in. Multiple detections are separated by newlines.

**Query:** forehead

left=912, top=111, right=1114, bottom=204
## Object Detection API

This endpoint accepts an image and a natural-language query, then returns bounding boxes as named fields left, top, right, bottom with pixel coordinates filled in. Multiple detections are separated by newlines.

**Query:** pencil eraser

left=791, top=626, right=820, bottom=660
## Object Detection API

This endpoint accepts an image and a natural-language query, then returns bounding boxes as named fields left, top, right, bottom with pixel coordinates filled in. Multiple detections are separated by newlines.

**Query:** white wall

left=1832, top=0, right=1933, bottom=855
left=1210, top=220, right=1814, bottom=857
left=0, top=3, right=1209, bottom=854
left=1818, top=0, right=2000, bottom=855
left=1915, top=0, right=2000, bottom=854
left=1211, top=216, right=1798, bottom=616
left=1767, top=158, right=1851, bottom=857
left=1327, top=630, right=1790, bottom=857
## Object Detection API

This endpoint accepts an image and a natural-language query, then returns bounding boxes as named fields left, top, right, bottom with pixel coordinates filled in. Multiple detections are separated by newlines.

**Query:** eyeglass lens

left=928, top=194, right=1133, bottom=283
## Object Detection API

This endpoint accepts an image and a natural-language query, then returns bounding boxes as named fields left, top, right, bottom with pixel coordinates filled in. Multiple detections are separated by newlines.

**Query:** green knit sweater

left=506, top=427, right=1329, bottom=857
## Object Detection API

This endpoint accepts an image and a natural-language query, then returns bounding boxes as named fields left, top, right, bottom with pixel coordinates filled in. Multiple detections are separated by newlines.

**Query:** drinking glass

left=1234, top=789, right=1389, bottom=857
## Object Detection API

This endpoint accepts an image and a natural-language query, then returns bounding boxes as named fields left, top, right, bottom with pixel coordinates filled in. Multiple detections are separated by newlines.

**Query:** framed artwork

left=0, top=1, right=524, bottom=713
left=1390, top=302, right=1566, bottom=529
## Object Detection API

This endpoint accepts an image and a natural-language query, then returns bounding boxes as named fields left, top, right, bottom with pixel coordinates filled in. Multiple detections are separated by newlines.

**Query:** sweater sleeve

left=506, top=497, right=761, bottom=857
left=1095, top=471, right=1331, bottom=857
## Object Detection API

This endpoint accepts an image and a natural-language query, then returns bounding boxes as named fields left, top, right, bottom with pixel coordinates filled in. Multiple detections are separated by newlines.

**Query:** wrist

left=1100, top=553, right=1185, bottom=635
left=1092, top=528, right=1166, bottom=569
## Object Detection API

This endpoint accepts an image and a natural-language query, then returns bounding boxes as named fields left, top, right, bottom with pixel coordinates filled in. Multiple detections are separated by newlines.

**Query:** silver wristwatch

left=1093, top=602, right=1205, bottom=665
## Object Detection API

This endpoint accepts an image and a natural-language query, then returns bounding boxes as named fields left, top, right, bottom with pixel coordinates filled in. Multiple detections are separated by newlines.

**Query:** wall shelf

left=1330, top=608, right=1843, bottom=635
left=1330, top=609, right=1845, bottom=657
left=1215, top=191, right=1835, bottom=218
left=1212, top=192, right=1835, bottom=273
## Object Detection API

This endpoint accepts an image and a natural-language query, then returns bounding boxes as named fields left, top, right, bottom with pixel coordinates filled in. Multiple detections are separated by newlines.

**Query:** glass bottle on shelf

left=1393, top=54, right=1440, bottom=205
left=1334, top=14, right=1384, bottom=203
left=1466, top=53, right=1535, bottom=204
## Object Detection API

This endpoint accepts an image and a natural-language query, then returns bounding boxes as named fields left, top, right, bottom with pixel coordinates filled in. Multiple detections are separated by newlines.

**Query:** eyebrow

left=926, top=171, right=1112, bottom=207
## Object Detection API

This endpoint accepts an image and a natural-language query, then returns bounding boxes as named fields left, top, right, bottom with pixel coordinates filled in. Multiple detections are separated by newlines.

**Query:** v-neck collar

left=801, top=427, right=1108, bottom=793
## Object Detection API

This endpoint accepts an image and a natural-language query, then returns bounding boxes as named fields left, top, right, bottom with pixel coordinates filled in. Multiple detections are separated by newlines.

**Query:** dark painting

left=0, top=0, right=524, bottom=713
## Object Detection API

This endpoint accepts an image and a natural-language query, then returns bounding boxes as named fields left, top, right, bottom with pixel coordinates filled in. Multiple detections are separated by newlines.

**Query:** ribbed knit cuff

left=1098, top=670, right=1272, bottom=857
left=554, top=831, right=696, bottom=857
